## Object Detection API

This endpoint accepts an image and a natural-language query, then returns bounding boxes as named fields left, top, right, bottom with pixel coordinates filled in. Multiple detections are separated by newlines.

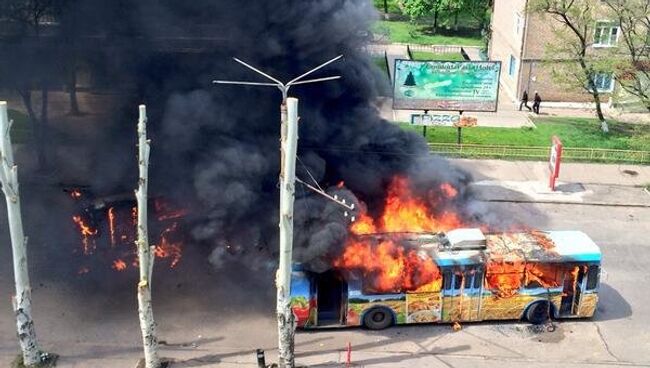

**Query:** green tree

left=528, top=0, right=615, bottom=132
left=603, top=0, right=650, bottom=112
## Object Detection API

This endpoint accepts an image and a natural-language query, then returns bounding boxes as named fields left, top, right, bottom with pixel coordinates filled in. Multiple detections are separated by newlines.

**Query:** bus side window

left=586, top=265, right=600, bottom=290
left=473, top=269, right=483, bottom=289
left=443, top=270, right=452, bottom=290
left=453, top=273, right=462, bottom=290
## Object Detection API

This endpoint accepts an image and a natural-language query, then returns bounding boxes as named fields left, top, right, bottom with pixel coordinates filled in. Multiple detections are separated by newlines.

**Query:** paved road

left=0, top=198, right=648, bottom=367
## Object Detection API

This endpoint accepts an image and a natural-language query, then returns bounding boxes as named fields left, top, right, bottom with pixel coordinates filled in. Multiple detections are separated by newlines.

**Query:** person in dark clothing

left=533, top=91, right=542, bottom=114
left=519, top=90, right=532, bottom=111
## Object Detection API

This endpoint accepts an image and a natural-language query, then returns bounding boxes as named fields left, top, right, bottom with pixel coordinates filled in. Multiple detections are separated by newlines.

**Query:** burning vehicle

left=289, top=177, right=600, bottom=330
left=66, top=188, right=186, bottom=273
left=290, top=229, right=601, bottom=329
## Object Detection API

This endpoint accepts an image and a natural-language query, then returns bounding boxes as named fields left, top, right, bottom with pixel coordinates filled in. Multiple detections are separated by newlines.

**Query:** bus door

left=462, top=267, right=484, bottom=321
left=316, top=270, right=347, bottom=325
left=441, top=269, right=463, bottom=322
left=561, top=266, right=586, bottom=316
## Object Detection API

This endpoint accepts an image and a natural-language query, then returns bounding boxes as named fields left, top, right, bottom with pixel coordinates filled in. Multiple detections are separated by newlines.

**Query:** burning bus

left=290, top=228, right=601, bottom=329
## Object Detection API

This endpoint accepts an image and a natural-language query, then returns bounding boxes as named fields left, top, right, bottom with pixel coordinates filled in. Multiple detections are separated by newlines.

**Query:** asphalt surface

left=0, top=198, right=648, bottom=367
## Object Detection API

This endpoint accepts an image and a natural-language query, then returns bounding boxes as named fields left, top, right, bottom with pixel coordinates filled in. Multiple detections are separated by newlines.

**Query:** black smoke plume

left=0, top=0, right=487, bottom=276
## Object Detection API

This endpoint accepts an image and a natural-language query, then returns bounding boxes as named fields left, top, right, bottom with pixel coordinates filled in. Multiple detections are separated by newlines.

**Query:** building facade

left=489, top=0, right=619, bottom=107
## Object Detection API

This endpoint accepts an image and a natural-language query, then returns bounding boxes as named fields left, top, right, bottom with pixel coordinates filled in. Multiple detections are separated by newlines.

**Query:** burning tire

left=526, top=301, right=551, bottom=325
left=363, top=307, right=394, bottom=330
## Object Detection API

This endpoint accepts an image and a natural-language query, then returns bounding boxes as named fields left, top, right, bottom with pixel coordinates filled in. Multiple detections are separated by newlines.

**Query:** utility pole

left=213, top=56, right=346, bottom=368
left=0, top=102, right=50, bottom=366
left=135, top=105, right=161, bottom=368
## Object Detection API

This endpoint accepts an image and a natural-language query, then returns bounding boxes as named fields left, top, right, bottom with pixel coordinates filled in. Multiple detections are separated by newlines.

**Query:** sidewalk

left=453, top=159, right=650, bottom=207
left=368, top=42, right=650, bottom=127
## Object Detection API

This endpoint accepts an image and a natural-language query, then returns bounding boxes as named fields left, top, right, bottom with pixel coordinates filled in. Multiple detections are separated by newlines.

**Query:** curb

left=477, top=198, right=650, bottom=208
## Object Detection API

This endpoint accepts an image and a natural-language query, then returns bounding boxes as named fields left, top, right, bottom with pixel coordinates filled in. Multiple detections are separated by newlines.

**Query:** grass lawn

left=373, top=21, right=483, bottom=46
left=410, top=51, right=466, bottom=61
left=400, top=117, right=650, bottom=151
left=7, top=109, right=31, bottom=143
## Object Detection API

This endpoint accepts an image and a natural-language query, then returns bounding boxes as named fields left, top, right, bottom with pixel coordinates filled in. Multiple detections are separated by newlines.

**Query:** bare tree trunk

left=135, top=105, right=160, bottom=368
left=277, top=98, right=299, bottom=368
left=39, top=82, right=49, bottom=170
left=433, top=8, right=439, bottom=30
left=580, top=59, right=609, bottom=133
left=0, top=102, right=43, bottom=366
left=17, top=90, right=48, bottom=170
left=68, top=67, right=80, bottom=116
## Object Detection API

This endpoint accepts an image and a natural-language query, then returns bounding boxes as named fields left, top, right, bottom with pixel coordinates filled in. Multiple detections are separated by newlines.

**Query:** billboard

left=393, top=59, right=501, bottom=112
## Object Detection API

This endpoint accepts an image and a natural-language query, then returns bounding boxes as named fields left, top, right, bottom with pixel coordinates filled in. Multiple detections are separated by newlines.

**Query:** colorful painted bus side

left=290, top=230, right=601, bottom=330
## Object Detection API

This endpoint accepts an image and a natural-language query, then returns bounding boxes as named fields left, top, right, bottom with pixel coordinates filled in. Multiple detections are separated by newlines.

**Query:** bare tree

left=135, top=105, right=161, bottom=368
left=603, top=0, right=650, bottom=112
left=0, top=102, right=53, bottom=367
left=0, top=0, right=64, bottom=169
left=529, top=0, right=613, bottom=132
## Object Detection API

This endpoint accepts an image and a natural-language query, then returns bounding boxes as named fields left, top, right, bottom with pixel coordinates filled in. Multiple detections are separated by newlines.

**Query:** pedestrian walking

left=519, top=90, right=532, bottom=111
left=533, top=91, right=542, bottom=114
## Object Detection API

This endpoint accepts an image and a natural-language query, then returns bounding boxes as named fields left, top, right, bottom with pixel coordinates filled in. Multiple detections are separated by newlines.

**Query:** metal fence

left=428, top=143, right=650, bottom=164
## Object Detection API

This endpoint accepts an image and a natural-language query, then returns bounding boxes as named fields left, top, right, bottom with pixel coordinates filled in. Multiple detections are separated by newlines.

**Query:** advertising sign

left=549, top=136, right=563, bottom=191
left=410, top=114, right=478, bottom=128
left=410, top=113, right=459, bottom=126
left=393, top=60, right=501, bottom=112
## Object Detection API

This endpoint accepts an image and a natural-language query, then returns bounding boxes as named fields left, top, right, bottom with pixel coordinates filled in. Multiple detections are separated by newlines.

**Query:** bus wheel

left=526, top=301, right=551, bottom=325
left=363, top=308, right=393, bottom=330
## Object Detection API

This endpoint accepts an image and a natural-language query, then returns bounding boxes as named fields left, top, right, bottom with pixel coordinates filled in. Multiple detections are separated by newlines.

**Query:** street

left=0, top=183, right=648, bottom=367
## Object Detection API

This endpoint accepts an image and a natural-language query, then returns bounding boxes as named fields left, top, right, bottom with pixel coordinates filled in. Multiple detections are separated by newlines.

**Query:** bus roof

left=546, top=231, right=601, bottom=263
left=433, top=229, right=600, bottom=266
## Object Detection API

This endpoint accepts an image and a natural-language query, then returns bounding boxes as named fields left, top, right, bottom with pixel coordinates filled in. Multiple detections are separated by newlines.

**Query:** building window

left=509, top=55, right=517, bottom=77
left=594, top=22, right=619, bottom=47
left=592, top=72, right=615, bottom=92
left=515, top=12, right=523, bottom=35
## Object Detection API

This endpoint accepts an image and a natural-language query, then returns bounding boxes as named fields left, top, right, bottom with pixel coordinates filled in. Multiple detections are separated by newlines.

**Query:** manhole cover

left=621, top=169, right=639, bottom=177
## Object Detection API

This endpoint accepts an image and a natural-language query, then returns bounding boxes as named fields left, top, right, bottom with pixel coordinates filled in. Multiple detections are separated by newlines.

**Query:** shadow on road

left=593, top=283, right=632, bottom=322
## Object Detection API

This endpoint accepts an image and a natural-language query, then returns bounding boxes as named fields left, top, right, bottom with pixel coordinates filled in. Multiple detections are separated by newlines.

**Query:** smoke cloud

left=1, top=0, right=490, bottom=275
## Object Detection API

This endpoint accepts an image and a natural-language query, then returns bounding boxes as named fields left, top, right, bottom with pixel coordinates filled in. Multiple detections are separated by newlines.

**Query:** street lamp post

left=213, top=55, right=342, bottom=368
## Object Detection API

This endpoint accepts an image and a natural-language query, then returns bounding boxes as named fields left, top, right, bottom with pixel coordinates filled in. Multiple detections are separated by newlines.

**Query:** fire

left=154, top=198, right=188, bottom=221
left=108, top=207, right=117, bottom=246
left=112, top=259, right=127, bottom=271
left=336, top=176, right=463, bottom=292
left=350, top=177, right=464, bottom=235
left=69, top=189, right=82, bottom=199
left=485, top=261, right=524, bottom=298
left=334, top=237, right=441, bottom=293
left=154, top=222, right=183, bottom=268
left=72, top=215, right=98, bottom=255
left=72, top=198, right=187, bottom=273
left=349, top=212, right=376, bottom=234
left=439, top=183, right=458, bottom=198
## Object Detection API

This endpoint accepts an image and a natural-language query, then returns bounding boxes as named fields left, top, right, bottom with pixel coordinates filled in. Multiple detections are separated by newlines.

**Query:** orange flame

left=154, top=199, right=188, bottom=221
left=112, top=259, right=127, bottom=271
left=334, top=237, right=441, bottom=293
left=154, top=222, right=183, bottom=268
left=337, top=176, right=463, bottom=292
left=72, top=215, right=98, bottom=255
left=108, top=207, right=117, bottom=247
left=349, top=212, right=376, bottom=235
left=440, top=183, right=458, bottom=198
left=350, top=177, right=463, bottom=235
left=69, top=190, right=82, bottom=199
